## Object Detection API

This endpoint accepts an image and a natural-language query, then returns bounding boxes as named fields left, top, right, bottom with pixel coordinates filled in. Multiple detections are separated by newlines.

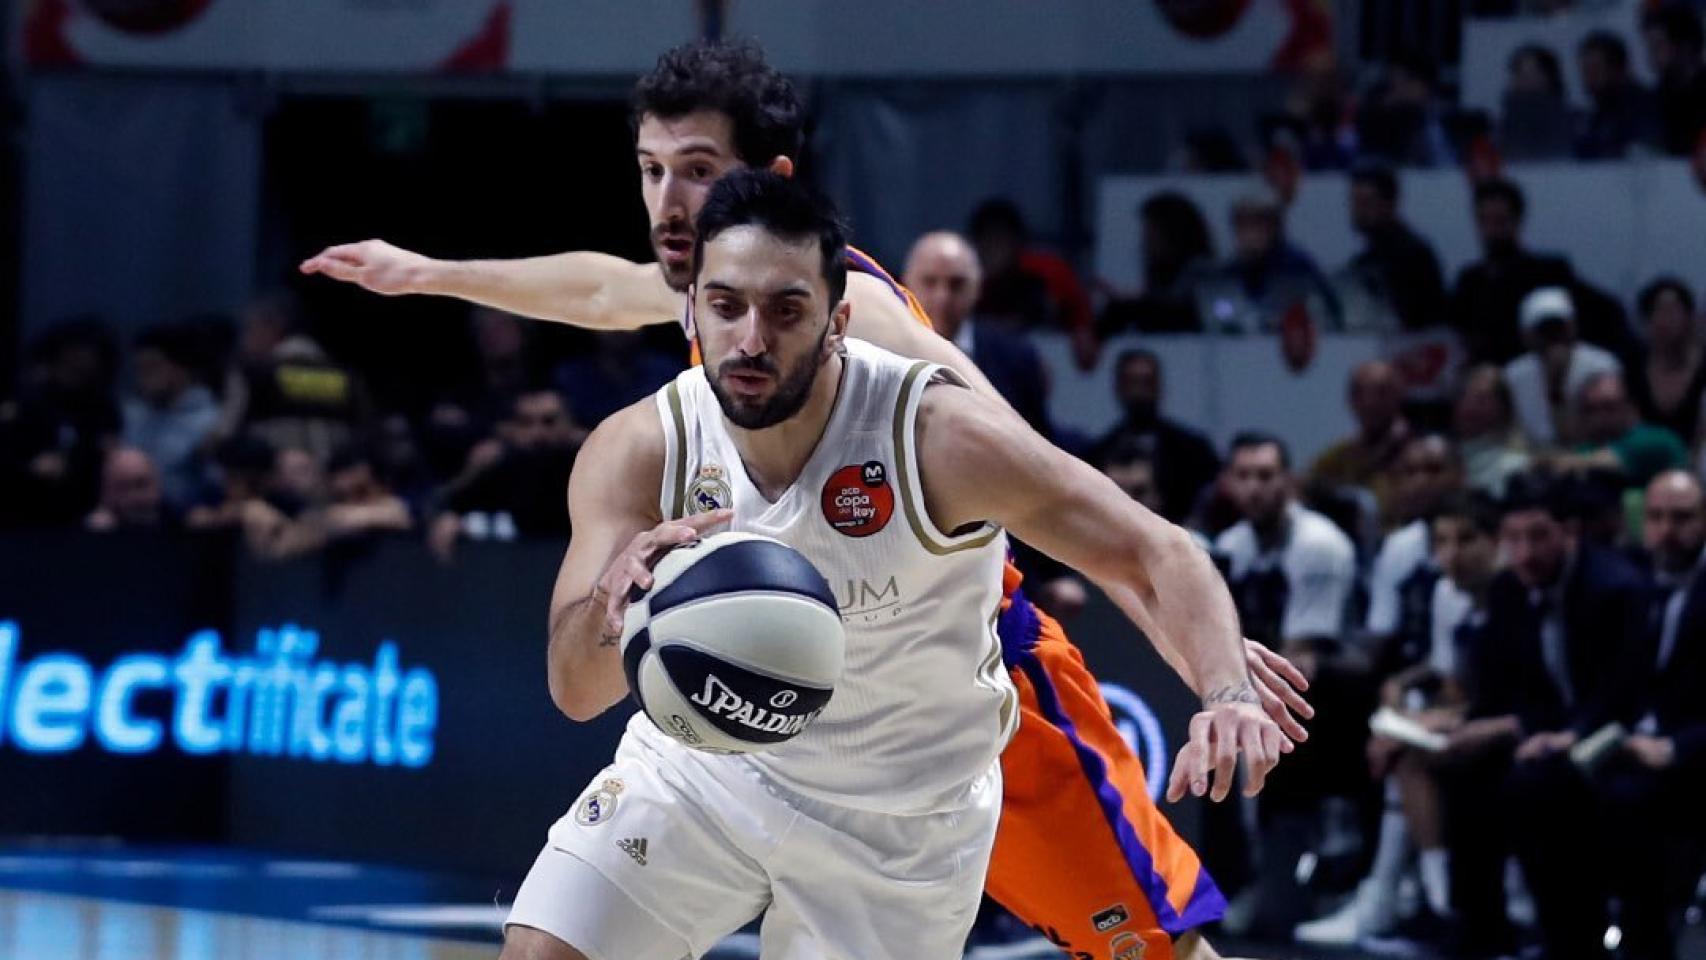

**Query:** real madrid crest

left=687, top=464, right=732, bottom=515
left=574, top=777, right=626, bottom=826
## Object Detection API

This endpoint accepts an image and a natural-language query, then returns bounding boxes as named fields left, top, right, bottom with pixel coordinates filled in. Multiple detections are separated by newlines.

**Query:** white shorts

left=506, top=724, right=1001, bottom=960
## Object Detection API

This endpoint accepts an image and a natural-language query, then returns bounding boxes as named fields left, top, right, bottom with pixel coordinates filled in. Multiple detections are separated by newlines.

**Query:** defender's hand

left=1167, top=691, right=1286, bottom=803
left=1245, top=640, right=1312, bottom=744
left=300, top=239, right=436, bottom=296
left=595, top=511, right=732, bottom=638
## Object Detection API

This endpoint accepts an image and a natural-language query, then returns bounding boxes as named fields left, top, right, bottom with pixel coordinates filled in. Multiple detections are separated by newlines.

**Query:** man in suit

left=903, top=231, right=1086, bottom=618
left=1604, top=469, right=1706, bottom=960
left=1090, top=349, right=1221, bottom=523
left=903, top=231, right=1053, bottom=439
left=1442, top=470, right=1653, bottom=960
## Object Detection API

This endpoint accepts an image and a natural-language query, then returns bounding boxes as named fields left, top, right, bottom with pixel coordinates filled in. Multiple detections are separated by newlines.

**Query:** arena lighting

left=0, top=621, right=437, bottom=767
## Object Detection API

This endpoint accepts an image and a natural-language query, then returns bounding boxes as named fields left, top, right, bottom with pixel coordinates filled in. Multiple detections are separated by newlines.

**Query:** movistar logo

left=0, top=621, right=437, bottom=767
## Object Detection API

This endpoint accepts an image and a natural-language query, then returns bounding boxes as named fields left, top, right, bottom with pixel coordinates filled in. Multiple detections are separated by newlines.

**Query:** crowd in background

left=3, top=5, right=1706, bottom=960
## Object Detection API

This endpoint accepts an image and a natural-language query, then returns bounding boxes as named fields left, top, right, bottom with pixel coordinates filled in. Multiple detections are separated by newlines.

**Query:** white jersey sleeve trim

left=893, top=361, right=1001, bottom=556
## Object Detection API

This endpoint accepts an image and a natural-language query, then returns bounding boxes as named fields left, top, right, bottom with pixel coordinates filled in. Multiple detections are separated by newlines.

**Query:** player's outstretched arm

left=915, top=380, right=1286, bottom=803
left=545, top=401, right=729, bottom=721
left=300, top=239, right=683, bottom=331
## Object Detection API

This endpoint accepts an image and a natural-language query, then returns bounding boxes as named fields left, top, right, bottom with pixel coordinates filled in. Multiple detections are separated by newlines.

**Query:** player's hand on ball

left=299, top=239, right=434, bottom=296
left=596, top=510, right=733, bottom=637
left=1166, top=692, right=1285, bottom=804
left=1244, top=640, right=1312, bottom=745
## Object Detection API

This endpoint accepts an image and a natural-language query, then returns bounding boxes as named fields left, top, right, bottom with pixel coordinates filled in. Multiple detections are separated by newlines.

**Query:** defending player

left=303, top=41, right=1312, bottom=960
left=510, top=168, right=1281, bottom=960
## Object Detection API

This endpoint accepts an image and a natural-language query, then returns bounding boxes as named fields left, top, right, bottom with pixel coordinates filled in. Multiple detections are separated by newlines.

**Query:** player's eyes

left=641, top=163, right=663, bottom=180
left=710, top=299, right=744, bottom=318
left=690, top=165, right=715, bottom=180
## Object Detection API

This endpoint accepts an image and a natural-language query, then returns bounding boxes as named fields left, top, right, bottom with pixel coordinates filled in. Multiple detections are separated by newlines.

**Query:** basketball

left=620, top=532, right=845, bottom=754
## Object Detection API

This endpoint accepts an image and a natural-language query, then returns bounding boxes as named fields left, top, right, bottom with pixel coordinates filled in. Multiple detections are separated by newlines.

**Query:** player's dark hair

left=1433, top=490, right=1500, bottom=536
left=1637, top=275, right=1696, bottom=319
left=1579, top=30, right=1629, bottom=71
left=1228, top=430, right=1291, bottom=471
left=693, top=170, right=849, bottom=307
left=632, top=39, right=804, bottom=166
left=1473, top=177, right=1526, bottom=219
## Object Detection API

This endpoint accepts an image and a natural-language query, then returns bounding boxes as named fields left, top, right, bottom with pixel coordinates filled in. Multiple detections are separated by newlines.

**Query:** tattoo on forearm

left=1203, top=681, right=1260, bottom=707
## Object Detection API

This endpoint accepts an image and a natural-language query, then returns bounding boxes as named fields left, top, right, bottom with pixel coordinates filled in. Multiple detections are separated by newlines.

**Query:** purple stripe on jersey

left=843, top=247, right=908, bottom=304
left=1013, top=649, right=1227, bottom=936
left=996, top=586, right=1042, bottom=667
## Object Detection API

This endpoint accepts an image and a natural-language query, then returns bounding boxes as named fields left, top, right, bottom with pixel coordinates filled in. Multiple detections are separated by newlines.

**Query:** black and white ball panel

left=620, top=533, right=845, bottom=754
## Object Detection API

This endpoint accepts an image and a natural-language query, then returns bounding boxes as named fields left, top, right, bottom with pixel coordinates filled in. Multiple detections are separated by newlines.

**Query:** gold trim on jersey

left=665, top=381, right=688, bottom=521
left=892, top=362, right=1001, bottom=556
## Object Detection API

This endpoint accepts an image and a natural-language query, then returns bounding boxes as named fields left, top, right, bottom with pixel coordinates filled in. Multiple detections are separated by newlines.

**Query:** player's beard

left=704, top=325, right=829, bottom=431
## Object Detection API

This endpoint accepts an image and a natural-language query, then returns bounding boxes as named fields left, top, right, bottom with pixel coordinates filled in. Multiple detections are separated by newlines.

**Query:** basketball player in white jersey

left=504, top=170, right=1284, bottom=960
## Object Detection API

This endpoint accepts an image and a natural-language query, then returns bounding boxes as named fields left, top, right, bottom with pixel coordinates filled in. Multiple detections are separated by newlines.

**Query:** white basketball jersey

left=650, top=337, right=1017, bottom=815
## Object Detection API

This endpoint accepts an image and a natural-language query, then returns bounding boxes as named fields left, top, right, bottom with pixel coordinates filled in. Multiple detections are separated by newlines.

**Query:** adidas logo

left=617, top=837, right=648, bottom=866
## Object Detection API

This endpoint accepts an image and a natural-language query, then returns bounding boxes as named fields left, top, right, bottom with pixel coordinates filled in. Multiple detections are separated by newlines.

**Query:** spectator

left=903, top=230, right=1086, bottom=617
left=1214, top=433, right=1361, bottom=935
left=432, top=387, right=581, bottom=558
left=84, top=446, right=168, bottom=531
left=1609, top=470, right=1706, bottom=960
left=1626, top=277, right=1706, bottom=449
left=1447, top=178, right=1577, bottom=366
left=1201, top=189, right=1340, bottom=334
left=1502, top=286, right=1622, bottom=447
left=1499, top=44, right=1575, bottom=159
left=229, top=445, right=326, bottom=558
left=1300, top=490, right=1498, bottom=948
left=223, top=289, right=370, bottom=462
left=0, top=318, right=121, bottom=525
left=1100, top=442, right=1164, bottom=515
left=186, top=434, right=274, bottom=531
left=321, top=445, right=413, bottom=541
left=123, top=324, right=222, bottom=510
left=1098, top=192, right=1214, bottom=334
left=457, top=307, right=538, bottom=430
left=1356, top=52, right=1455, bottom=168
left=1089, top=349, right=1221, bottom=523
left=1308, top=360, right=1414, bottom=528
left=1444, top=471, right=1651, bottom=959
left=966, top=199, right=1097, bottom=368
left=1272, top=50, right=1359, bottom=171
left=1643, top=3, right=1706, bottom=156
left=903, top=231, right=1053, bottom=438
left=1559, top=371, right=1688, bottom=488
left=1346, top=165, right=1448, bottom=332
left=1452, top=364, right=1533, bottom=497
left=555, top=332, right=679, bottom=431
left=1575, top=31, right=1660, bottom=159
left=1365, top=435, right=1466, bottom=676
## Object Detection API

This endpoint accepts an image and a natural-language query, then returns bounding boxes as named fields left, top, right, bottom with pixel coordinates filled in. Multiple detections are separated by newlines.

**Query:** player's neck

left=730, top=352, right=846, bottom=502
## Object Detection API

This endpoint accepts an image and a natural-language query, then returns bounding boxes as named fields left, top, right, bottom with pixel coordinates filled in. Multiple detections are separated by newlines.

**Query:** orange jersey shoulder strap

left=845, top=245, right=935, bottom=331
left=688, top=245, right=931, bottom=367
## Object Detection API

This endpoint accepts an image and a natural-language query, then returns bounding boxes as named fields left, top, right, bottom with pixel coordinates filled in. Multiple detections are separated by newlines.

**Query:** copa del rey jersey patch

left=820, top=460, right=893, bottom=537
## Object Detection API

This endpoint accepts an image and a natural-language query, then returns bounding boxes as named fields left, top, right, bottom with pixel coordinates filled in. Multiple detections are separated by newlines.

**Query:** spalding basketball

left=620, top=532, right=844, bottom=754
